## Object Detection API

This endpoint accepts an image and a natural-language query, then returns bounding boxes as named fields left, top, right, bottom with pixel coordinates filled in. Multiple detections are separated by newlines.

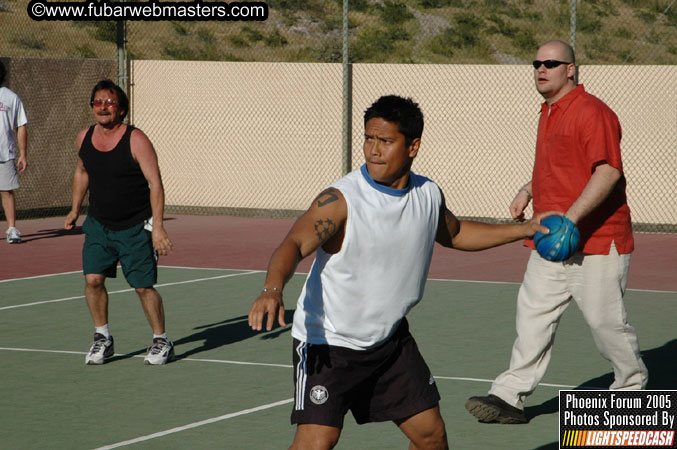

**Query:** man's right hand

left=510, top=190, right=531, bottom=222
left=64, top=211, right=79, bottom=230
left=248, top=290, right=286, bottom=331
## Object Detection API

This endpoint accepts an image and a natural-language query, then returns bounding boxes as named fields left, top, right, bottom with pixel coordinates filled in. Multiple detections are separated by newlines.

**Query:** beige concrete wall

left=131, top=61, right=676, bottom=227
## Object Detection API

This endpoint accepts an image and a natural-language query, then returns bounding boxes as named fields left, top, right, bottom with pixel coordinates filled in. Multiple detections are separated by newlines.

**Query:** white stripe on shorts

left=295, top=341, right=308, bottom=411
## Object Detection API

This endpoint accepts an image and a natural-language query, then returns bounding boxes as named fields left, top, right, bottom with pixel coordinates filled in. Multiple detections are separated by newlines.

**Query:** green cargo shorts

left=82, top=215, right=157, bottom=288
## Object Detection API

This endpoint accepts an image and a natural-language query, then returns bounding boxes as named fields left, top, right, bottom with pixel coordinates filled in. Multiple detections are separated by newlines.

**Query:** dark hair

left=90, top=79, right=129, bottom=120
left=364, top=95, right=424, bottom=147
left=0, top=60, right=6, bottom=86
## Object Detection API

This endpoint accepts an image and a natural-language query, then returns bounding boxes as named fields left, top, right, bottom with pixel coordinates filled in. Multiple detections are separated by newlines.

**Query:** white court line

left=0, top=270, right=82, bottom=283
left=0, top=270, right=260, bottom=311
left=0, top=347, right=87, bottom=357
left=2, top=268, right=673, bottom=293
left=1, top=346, right=602, bottom=448
left=1, top=346, right=594, bottom=388
left=182, top=357, right=291, bottom=368
left=0, top=266, right=261, bottom=284
left=0, top=347, right=292, bottom=368
left=160, top=265, right=264, bottom=272
left=433, top=375, right=600, bottom=390
left=428, top=277, right=677, bottom=294
left=93, top=398, right=294, bottom=450
left=428, top=278, right=522, bottom=285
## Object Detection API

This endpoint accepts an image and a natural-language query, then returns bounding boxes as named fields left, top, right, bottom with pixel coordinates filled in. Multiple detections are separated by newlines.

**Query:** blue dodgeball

left=533, top=215, right=580, bottom=262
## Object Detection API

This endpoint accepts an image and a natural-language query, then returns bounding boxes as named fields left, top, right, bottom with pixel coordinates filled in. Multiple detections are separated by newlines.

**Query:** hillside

left=1, top=0, right=676, bottom=64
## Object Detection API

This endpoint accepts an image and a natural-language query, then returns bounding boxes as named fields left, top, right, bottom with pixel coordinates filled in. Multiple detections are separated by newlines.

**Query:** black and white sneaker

left=85, top=333, right=114, bottom=365
left=144, top=338, right=175, bottom=365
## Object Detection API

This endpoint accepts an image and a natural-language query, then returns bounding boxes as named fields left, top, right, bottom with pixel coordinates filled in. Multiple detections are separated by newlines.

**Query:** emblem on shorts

left=309, top=385, right=329, bottom=405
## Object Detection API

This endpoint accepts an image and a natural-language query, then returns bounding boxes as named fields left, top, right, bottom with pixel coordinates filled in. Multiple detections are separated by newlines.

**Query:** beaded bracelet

left=519, top=187, right=532, bottom=200
left=261, top=287, right=281, bottom=293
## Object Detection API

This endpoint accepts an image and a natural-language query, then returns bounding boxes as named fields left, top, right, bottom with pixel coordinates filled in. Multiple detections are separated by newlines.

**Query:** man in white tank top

left=249, top=95, right=555, bottom=450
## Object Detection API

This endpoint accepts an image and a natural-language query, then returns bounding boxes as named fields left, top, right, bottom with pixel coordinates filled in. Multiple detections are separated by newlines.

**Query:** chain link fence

left=1, top=0, right=675, bottom=232
left=129, top=61, right=675, bottom=232
left=0, top=57, right=116, bottom=220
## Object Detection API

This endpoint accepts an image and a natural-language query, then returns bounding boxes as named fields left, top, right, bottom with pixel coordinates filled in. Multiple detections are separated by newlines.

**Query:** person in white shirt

left=0, top=61, right=28, bottom=244
left=249, top=95, right=555, bottom=450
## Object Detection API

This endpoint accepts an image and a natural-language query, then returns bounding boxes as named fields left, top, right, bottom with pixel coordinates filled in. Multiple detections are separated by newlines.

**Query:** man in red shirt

left=465, top=40, right=648, bottom=424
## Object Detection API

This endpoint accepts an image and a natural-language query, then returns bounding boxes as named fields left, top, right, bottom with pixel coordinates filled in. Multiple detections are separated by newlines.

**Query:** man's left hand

left=152, top=227, right=173, bottom=256
left=16, top=155, right=27, bottom=173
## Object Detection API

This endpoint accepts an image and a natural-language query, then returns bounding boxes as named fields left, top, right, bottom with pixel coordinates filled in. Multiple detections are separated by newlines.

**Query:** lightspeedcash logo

left=560, top=391, right=677, bottom=449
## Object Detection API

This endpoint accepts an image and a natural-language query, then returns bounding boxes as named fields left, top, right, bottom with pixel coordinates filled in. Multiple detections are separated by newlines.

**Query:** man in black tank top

left=64, top=80, right=175, bottom=366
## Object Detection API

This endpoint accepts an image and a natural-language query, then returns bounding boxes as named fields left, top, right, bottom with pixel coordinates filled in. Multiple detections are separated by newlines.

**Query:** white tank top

left=291, top=165, right=442, bottom=350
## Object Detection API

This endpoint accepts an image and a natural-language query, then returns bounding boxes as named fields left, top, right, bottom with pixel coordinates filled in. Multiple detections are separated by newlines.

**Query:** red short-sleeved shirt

left=526, top=85, right=634, bottom=255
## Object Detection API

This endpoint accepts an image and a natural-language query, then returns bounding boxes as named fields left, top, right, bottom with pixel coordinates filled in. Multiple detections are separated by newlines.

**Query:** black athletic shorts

left=291, top=318, right=440, bottom=428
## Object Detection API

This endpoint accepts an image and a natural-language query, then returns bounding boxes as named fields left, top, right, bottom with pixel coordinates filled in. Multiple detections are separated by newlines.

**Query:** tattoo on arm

left=316, top=188, right=339, bottom=207
left=314, top=218, right=337, bottom=242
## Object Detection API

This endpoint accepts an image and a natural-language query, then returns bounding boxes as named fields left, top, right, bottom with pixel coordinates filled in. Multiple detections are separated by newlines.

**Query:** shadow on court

left=72, top=306, right=298, bottom=364
left=107, top=348, right=148, bottom=363
left=533, top=443, right=558, bottom=450
left=172, top=310, right=296, bottom=359
left=17, top=218, right=177, bottom=244
left=19, top=226, right=84, bottom=243
left=576, top=339, right=677, bottom=391
left=524, top=339, right=677, bottom=423
left=525, top=396, right=560, bottom=421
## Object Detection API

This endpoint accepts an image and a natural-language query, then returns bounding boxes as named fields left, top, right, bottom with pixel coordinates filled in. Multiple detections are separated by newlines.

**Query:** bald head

left=539, top=40, right=575, bottom=65
left=533, top=40, right=577, bottom=104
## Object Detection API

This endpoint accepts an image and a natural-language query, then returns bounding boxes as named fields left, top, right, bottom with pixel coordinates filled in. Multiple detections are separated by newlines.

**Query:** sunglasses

left=532, top=60, right=572, bottom=69
left=91, top=98, right=118, bottom=107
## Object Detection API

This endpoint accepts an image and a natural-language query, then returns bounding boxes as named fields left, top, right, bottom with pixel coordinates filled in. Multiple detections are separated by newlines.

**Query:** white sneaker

left=144, top=338, right=175, bottom=365
left=6, top=227, right=21, bottom=243
left=85, top=333, right=114, bottom=365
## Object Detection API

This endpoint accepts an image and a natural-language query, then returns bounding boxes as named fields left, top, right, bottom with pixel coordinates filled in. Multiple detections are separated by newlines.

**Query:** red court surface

left=2, top=214, right=675, bottom=292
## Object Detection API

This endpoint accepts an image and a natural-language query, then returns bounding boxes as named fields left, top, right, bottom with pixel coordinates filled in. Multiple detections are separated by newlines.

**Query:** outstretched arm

left=436, top=192, right=553, bottom=251
left=248, top=188, right=347, bottom=331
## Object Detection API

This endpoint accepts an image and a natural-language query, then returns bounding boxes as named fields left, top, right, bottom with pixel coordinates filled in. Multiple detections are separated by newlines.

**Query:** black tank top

left=79, top=125, right=151, bottom=231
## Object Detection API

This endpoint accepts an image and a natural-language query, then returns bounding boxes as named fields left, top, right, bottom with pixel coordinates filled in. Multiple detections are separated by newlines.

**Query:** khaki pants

left=489, top=244, right=648, bottom=409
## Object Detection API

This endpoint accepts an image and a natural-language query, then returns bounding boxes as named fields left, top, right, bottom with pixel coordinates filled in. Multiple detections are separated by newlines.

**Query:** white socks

left=95, top=325, right=167, bottom=341
left=95, top=324, right=111, bottom=338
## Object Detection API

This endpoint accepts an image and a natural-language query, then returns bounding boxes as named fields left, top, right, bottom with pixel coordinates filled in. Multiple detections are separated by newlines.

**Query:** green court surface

left=1, top=267, right=675, bottom=450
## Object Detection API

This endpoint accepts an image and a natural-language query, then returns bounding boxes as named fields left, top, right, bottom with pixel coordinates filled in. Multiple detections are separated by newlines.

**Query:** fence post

left=570, top=0, right=579, bottom=84
left=342, top=0, right=352, bottom=176
left=117, top=20, right=128, bottom=92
